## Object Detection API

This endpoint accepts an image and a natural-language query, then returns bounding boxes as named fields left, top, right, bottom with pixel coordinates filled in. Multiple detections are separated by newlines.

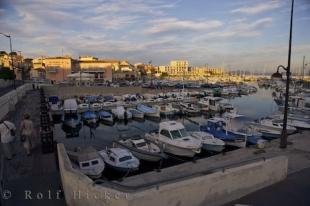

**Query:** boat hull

left=162, top=143, right=200, bottom=157
left=202, top=144, right=225, bottom=153
left=105, top=163, right=139, bottom=173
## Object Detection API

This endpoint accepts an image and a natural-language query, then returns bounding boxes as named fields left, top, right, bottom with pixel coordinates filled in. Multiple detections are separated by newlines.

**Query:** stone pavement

left=0, top=90, right=66, bottom=206
left=225, top=167, right=310, bottom=206
left=223, top=131, right=310, bottom=206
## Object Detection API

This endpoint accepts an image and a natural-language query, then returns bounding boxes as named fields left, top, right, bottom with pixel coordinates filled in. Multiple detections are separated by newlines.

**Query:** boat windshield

left=91, top=160, right=99, bottom=165
left=135, top=142, right=147, bottom=148
left=119, top=156, right=132, bottom=162
left=179, top=128, right=189, bottom=137
left=170, top=130, right=183, bottom=139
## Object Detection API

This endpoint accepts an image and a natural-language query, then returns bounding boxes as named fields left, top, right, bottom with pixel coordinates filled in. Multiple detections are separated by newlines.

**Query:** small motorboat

left=62, top=99, right=82, bottom=137
left=127, top=108, right=144, bottom=120
left=81, top=111, right=98, bottom=127
left=250, top=118, right=296, bottom=134
left=220, top=113, right=266, bottom=148
left=98, top=148, right=140, bottom=172
left=200, top=118, right=247, bottom=148
left=179, top=103, right=200, bottom=116
left=97, top=110, right=114, bottom=124
left=249, top=126, right=281, bottom=140
left=48, top=96, right=63, bottom=121
left=154, top=103, right=179, bottom=116
left=90, top=103, right=102, bottom=111
left=115, top=137, right=166, bottom=162
left=112, top=106, right=132, bottom=120
left=137, top=104, right=160, bottom=118
left=271, top=115, right=310, bottom=130
left=145, top=121, right=202, bottom=157
left=78, top=103, right=90, bottom=113
left=67, top=146, right=105, bottom=179
left=191, top=131, right=225, bottom=153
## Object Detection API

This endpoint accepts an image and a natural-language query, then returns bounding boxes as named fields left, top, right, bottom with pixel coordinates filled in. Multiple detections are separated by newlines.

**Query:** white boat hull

left=202, top=144, right=225, bottom=152
left=163, top=143, right=200, bottom=157
left=130, top=151, right=163, bottom=162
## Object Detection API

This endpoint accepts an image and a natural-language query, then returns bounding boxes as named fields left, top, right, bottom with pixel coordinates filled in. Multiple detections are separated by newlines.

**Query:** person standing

left=20, top=113, right=34, bottom=156
left=0, top=120, right=16, bottom=160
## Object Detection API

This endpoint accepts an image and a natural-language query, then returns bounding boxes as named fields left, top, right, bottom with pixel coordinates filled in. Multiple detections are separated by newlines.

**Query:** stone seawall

left=0, top=80, right=12, bottom=89
left=0, top=84, right=32, bottom=120
left=57, top=143, right=288, bottom=206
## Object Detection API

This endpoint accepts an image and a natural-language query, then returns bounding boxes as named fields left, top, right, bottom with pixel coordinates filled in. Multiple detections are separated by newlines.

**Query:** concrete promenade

left=119, top=130, right=310, bottom=187
left=226, top=167, right=310, bottom=206
left=0, top=90, right=65, bottom=206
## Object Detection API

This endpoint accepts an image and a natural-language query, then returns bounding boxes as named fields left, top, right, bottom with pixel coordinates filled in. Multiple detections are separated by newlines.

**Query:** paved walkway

left=0, top=90, right=65, bottom=206
left=225, top=167, right=310, bottom=206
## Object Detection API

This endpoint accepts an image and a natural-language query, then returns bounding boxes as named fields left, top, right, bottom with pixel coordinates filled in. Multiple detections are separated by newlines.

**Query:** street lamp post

left=0, top=32, right=15, bottom=89
left=276, top=0, right=294, bottom=149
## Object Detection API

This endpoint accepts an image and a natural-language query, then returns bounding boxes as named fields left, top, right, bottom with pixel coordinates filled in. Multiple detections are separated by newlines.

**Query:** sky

left=0, top=0, right=310, bottom=73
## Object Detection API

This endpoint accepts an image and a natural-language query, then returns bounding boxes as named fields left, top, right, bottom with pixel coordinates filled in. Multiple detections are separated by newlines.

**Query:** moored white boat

left=191, top=131, right=225, bottom=152
left=48, top=96, right=63, bottom=116
left=250, top=118, right=296, bottom=134
left=62, top=99, right=82, bottom=136
left=90, top=103, right=102, bottom=111
left=127, top=108, right=144, bottom=119
left=98, top=148, right=140, bottom=172
left=179, top=102, right=200, bottom=116
left=145, top=121, right=202, bottom=157
left=154, top=103, right=179, bottom=116
left=112, top=106, right=132, bottom=120
left=137, top=104, right=160, bottom=118
left=115, top=137, right=166, bottom=162
left=78, top=103, right=90, bottom=113
left=67, top=146, right=105, bottom=179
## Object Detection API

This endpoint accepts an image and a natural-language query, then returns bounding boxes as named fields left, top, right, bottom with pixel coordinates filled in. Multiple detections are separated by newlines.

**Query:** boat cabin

left=159, top=121, right=190, bottom=140
left=64, top=99, right=78, bottom=113
left=130, top=139, right=148, bottom=149
left=68, top=147, right=104, bottom=172
left=107, top=148, right=133, bottom=163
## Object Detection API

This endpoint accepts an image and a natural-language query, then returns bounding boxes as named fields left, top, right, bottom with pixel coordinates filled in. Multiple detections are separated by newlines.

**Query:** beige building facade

left=79, top=57, right=117, bottom=82
left=158, top=60, right=225, bottom=79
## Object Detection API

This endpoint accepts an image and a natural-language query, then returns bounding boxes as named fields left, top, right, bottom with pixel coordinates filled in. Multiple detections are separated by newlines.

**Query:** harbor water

left=52, top=86, right=279, bottom=180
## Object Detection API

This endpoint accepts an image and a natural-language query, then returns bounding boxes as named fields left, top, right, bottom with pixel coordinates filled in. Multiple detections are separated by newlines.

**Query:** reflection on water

left=230, top=87, right=278, bottom=120
left=54, top=86, right=278, bottom=150
left=53, top=86, right=280, bottom=180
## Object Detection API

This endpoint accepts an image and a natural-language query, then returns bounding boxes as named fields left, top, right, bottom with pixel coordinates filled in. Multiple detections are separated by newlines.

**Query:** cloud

left=145, top=18, right=223, bottom=34
left=204, top=17, right=273, bottom=40
left=231, top=1, right=281, bottom=15
left=0, top=0, right=308, bottom=70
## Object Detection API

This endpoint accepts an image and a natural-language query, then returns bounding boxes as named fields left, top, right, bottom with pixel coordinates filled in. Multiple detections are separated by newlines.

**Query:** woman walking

left=20, top=113, right=34, bottom=156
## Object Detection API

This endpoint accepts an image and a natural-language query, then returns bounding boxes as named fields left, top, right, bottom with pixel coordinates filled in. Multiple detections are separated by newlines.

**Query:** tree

left=0, top=67, right=15, bottom=80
